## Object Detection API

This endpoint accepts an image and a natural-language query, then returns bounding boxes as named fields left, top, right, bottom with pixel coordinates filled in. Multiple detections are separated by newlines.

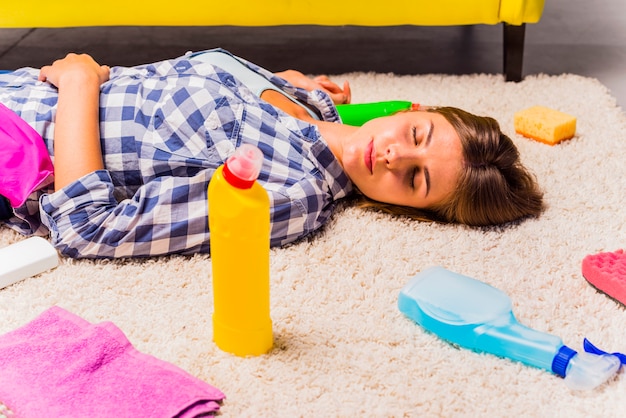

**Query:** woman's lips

left=364, top=140, right=374, bottom=174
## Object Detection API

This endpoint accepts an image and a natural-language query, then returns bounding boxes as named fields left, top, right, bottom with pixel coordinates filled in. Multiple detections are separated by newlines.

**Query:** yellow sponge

left=514, top=106, right=577, bottom=145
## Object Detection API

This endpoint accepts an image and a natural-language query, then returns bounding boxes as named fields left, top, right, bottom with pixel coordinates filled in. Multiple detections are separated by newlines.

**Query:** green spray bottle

left=336, top=101, right=419, bottom=126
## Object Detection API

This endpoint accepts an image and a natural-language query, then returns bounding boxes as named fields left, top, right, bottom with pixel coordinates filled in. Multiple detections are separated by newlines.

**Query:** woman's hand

left=40, top=53, right=108, bottom=191
left=275, top=70, right=351, bottom=105
left=39, top=53, right=110, bottom=89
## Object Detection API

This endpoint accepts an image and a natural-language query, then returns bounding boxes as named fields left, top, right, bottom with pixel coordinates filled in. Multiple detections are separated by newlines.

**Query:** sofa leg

left=503, top=23, right=526, bottom=82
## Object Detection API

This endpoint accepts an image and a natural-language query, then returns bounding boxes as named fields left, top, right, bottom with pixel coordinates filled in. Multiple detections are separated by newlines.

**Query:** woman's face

left=340, top=111, right=464, bottom=209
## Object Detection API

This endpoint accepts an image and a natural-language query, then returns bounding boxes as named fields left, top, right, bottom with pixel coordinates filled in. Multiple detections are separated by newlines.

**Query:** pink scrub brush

left=582, top=249, right=626, bottom=306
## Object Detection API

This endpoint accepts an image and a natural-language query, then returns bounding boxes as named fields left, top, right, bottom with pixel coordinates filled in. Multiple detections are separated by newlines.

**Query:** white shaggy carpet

left=1, top=71, right=625, bottom=417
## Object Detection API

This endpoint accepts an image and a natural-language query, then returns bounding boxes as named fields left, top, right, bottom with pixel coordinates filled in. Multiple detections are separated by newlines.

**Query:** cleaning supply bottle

left=398, top=266, right=624, bottom=390
left=336, top=101, right=419, bottom=126
left=208, top=144, right=273, bottom=356
left=0, top=236, right=59, bottom=289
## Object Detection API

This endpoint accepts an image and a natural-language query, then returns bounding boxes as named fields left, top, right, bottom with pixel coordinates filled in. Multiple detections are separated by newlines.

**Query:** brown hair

left=355, top=107, right=545, bottom=227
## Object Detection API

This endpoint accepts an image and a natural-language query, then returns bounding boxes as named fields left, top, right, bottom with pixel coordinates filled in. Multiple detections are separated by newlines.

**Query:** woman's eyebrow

left=424, top=120, right=434, bottom=197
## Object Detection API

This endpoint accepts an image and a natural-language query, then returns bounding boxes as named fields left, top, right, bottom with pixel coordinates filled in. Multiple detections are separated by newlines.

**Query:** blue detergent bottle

left=398, top=266, right=624, bottom=390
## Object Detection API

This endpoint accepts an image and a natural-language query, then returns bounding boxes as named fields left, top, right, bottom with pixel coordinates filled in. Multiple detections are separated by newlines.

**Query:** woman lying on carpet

left=0, top=49, right=544, bottom=258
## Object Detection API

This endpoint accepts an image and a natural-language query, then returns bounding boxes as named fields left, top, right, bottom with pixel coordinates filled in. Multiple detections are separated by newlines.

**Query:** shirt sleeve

left=39, top=169, right=214, bottom=259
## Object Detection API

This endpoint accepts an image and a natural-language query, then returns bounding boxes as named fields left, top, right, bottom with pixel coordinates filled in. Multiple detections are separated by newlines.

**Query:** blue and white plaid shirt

left=0, top=49, right=353, bottom=258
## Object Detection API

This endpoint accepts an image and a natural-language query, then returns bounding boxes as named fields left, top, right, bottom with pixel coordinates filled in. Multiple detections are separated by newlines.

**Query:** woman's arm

left=38, top=53, right=110, bottom=191
left=274, top=70, right=351, bottom=105
left=260, top=70, right=351, bottom=122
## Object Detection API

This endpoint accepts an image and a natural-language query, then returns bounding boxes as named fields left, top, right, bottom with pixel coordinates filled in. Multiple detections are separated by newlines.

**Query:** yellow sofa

left=0, top=0, right=545, bottom=81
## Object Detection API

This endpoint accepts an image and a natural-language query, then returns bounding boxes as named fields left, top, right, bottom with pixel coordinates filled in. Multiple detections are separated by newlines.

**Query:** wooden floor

left=1, top=0, right=625, bottom=109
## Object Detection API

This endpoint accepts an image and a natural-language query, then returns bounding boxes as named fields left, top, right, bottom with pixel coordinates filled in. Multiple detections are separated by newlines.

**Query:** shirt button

left=206, top=112, right=220, bottom=130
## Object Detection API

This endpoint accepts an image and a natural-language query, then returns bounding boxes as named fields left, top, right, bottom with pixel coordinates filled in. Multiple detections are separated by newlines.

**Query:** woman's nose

left=385, top=143, right=420, bottom=169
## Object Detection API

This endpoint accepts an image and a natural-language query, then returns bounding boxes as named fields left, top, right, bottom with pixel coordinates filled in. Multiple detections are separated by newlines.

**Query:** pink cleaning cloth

left=582, top=249, right=626, bottom=306
left=0, top=103, right=54, bottom=207
left=0, top=306, right=225, bottom=417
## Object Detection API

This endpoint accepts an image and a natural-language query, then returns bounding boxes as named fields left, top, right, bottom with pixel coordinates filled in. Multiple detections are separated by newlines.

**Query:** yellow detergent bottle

left=208, top=144, right=273, bottom=356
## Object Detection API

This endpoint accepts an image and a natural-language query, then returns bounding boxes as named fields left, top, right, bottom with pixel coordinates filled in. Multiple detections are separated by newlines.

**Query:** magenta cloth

left=0, top=306, right=225, bottom=418
left=0, top=102, right=54, bottom=207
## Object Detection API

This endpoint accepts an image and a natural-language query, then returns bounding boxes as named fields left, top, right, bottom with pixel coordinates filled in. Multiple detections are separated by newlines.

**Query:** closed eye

left=409, top=121, right=433, bottom=193
left=409, top=126, right=420, bottom=188
left=410, top=167, right=419, bottom=188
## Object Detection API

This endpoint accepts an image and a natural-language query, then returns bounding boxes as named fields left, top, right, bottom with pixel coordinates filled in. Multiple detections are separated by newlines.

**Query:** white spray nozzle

left=564, top=352, right=621, bottom=390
